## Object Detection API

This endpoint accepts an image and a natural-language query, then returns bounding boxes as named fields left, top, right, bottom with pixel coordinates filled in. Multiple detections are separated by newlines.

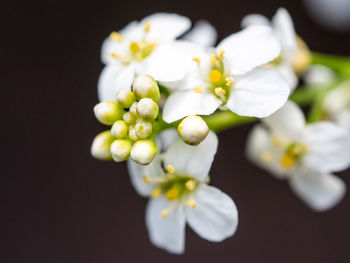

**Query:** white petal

left=303, top=65, right=336, bottom=85
left=163, top=90, right=222, bottom=123
left=263, top=101, right=305, bottom=140
left=226, top=67, right=290, bottom=118
left=217, top=25, right=281, bottom=75
left=158, top=129, right=179, bottom=151
left=303, top=122, right=350, bottom=172
left=276, top=64, right=298, bottom=91
left=146, top=197, right=186, bottom=254
left=142, top=13, right=191, bottom=43
left=142, top=41, right=207, bottom=82
left=289, top=168, right=346, bottom=212
left=182, top=20, right=218, bottom=47
left=272, top=8, right=297, bottom=52
left=186, top=184, right=238, bottom=242
left=164, top=131, right=218, bottom=182
left=241, top=14, right=270, bottom=27
left=98, top=64, right=135, bottom=101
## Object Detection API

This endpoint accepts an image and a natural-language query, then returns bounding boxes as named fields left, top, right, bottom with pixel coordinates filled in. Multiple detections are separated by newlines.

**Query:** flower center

left=280, top=142, right=308, bottom=169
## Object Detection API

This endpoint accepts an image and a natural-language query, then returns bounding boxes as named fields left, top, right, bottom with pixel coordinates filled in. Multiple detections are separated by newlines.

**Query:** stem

left=312, top=52, right=350, bottom=77
left=203, top=112, right=256, bottom=132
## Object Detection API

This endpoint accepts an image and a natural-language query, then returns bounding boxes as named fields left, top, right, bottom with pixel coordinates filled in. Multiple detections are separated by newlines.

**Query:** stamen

left=148, top=43, right=156, bottom=51
left=185, top=180, right=196, bottom=191
left=130, top=42, right=140, bottom=53
left=144, top=20, right=151, bottom=32
left=209, top=69, right=222, bottom=82
left=214, top=87, right=226, bottom=96
left=143, top=175, right=152, bottom=183
left=192, top=56, right=201, bottom=66
left=166, top=187, right=179, bottom=200
left=151, top=188, right=162, bottom=198
left=225, top=77, right=234, bottom=87
left=280, top=154, right=294, bottom=168
left=271, top=136, right=282, bottom=146
left=218, top=49, right=224, bottom=60
left=161, top=209, right=169, bottom=219
left=110, top=52, right=121, bottom=59
left=187, top=200, right=196, bottom=208
left=110, top=32, right=123, bottom=42
left=167, top=165, right=175, bottom=174
left=194, top=86, right=203, bottom=93
left=210, top=55, right=219, bottom=66
left=261, top=152, right=273, bottom=163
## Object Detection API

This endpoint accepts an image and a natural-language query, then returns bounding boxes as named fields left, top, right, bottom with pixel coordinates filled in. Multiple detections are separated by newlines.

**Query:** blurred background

left=2, top=0, right=350, bottom=262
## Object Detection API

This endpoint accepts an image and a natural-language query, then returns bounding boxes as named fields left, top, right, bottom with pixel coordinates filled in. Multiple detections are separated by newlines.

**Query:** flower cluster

left=91, top=9, right=350, bottom=254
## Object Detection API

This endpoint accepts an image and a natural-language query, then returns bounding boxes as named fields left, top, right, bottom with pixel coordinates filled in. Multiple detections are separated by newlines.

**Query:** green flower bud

left=136, top=98, right=159, bottom=120
left=110, top=139, right=132, bottom=162
left=128, top=126, right=138, bottom=141
left=123, top=112, right=135, bottom=125
left=116, top=89, right=136, bottom=109
left=94, top=101, right=124, bottom=125
left=111, top=120, right=128, bottom=139
left=135, top=118, right=152, bottom=139
left=130, top=140, right=157, bottom=165
left=129, top=102, right=138, bottom=116
left=91, top=130, right=115, bottom=160
left=178, top=115, right=209, bottom=146
left=133, top=75, right=160, bottom=102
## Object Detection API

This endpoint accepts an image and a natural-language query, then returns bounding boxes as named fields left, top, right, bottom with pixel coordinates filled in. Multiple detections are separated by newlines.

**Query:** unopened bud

left=94, top=101, right=124, bottom=125
left=111, top=120, right=128, bottom=139
left=128, top=126, right=138, bottom=141
left=178, top=115, right=209, bottom=146
left=129, top=102, right=138, bottom=116
left=123, top=112, right=135, bottom=124
left=130, top=140, right=157, bottom=165
left=116, top=89, right=136, bottom=108
left=133, top=75, right=160, bottom=102
left=137, top=98, right=159, bottom=120
left=91, top=131, right=115, bottom=160
left=135, top=119, right=153, bottom=139
left=110, top=139, right=132, bottom=162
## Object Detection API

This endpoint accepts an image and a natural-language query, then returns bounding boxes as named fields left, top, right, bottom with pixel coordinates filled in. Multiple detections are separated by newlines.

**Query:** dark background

left=2, top=0, right=350, bottom=262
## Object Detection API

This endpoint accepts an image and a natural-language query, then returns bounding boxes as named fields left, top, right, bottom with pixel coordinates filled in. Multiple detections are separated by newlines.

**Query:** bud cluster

left=91, top=75, right=160, bottom=165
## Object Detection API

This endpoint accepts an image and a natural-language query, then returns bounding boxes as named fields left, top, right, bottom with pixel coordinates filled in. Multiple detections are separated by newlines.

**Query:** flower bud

left=123, top=112, right=135, bottom=124
left=91, top=131, right=115, bottom=160
left=111, top=120, right=128, bottom=139
left=136, top=98, right=159, bottom=120
left=128, top=126, right=138, bottom=141
left=110, top=139, right=132, bottom=162
left=135, top=118, right=153, bottom=139
left=129, top=102, right=138, bottom=116
left=94, top=101, right=124, bottom=125
left=178, top=115, right=209, bottom=146
left=133, top=75, right=160, bottom=102
left=130, top=140, right=157, bottom=165
left=116, top=88, right=136, bottom=108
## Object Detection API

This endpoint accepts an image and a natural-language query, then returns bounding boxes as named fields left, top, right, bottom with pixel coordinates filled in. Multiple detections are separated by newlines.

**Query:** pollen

left=161, top=209, right=169, bottom=219
left=194, top=86, right=203, bottom=93
left=192, top=56, right=201, bottom=66
left=185, top=180, right=196, bottom=191
left=214, top=87, right=226, bottom=96
left=148, top=42, right=156, bottom=51
left=130, top=42, right=140, bottom=53
left=225, top=77, right=234, bottom=87
left=187, top=200, right=197, bottom=208
left=143, top=175, right=152, bottom=183
left=261, top=152, right=273, bottom=163
left=280, top=154, right=294, bottom=168
left=271, top=136, right=282, bottom=146
left=151, top=188, right=162, bottom=198
left=110, top=52, right=121, bottom=58
left=210, top=54, right=219, bottom=66
left=166, top=187, right=179, bottom=200
left=209, top=69, right=222, bottom=82
left=218, top=49, right=224, bottom=60
left=110, top=32, right=123, bottom=42
left=167, top=165, right=175, bottom=174
left=144, top=20, right=151, bottom=32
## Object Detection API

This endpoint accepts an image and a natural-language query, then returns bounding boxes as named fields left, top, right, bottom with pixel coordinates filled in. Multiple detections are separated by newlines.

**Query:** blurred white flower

left=242, top=8, right=311, bottom=90
left=127, top=131, right=238, bottom=254
left=247, top=101, right=350, bottom=211
left=182, top=20, right=218, bottom=47
left=162, top=25, right=290, bottom=123
left=303, top=65, right=336, bottom=85
left=324, top=81, right=350, bottom=130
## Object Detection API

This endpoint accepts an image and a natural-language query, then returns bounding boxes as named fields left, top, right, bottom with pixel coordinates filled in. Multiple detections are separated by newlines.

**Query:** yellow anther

left=143, top=175, right=152, bottom=183
left=225, top=77, right=234, bottom=87
left=144, top=20, right=151, bottom=32
left=280, top=154, right=294, bottom=168
left=291, top=144, right=308, bottom=155
left=151, top=188, right=162, bottom=198
left=148, top=42, right=156, bottom=51
left=167, top=165, right=175, bottom=174
left=187, top=200, right=197, bottom=208
left=261, top=152, right=273, bottom=163
left=130, top=42, right=140, bottom=53
left=110, top=32, right=123, bottom=42
left=192, top=56, right=201, bottom=66
left=214, top=87, right=226, bottom=96
left=161, top=209, right=169, bottom=219
left=271, top=136, right=282, bottom=146
left=218, top=49, right=225, bottom=60
left=210, top=54, right=219, bottom=66
left=110, top=52, right=121, bottom=58
left=185, top=180, right=196, bottom=191
left=209, top=69, right=222, bottom=82
left=194, top=86, right=203, bottom=93
left=166, top=187, right=179, bottom=200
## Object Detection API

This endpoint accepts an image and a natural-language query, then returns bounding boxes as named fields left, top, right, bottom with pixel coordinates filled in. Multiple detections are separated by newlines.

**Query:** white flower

left=242, top=8, right=310, bottom=90
left=98, top=13, right=191, bottom=101
left=323, top=81, right=350, bottom=130
left=162, top=25, right=290, bottom=123
left=182, top=20, right=218, bottom=47
left=303, top=65, right=336, bottom=85
left=247, top=101, right=350, bottom=211
left=127, top=131, right=238, bottom=254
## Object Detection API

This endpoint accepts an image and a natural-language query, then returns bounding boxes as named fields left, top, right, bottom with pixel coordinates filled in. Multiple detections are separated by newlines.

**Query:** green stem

left=312, top=52, right=350, bottom=77
left=203, top=112, right=256, bottom=132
